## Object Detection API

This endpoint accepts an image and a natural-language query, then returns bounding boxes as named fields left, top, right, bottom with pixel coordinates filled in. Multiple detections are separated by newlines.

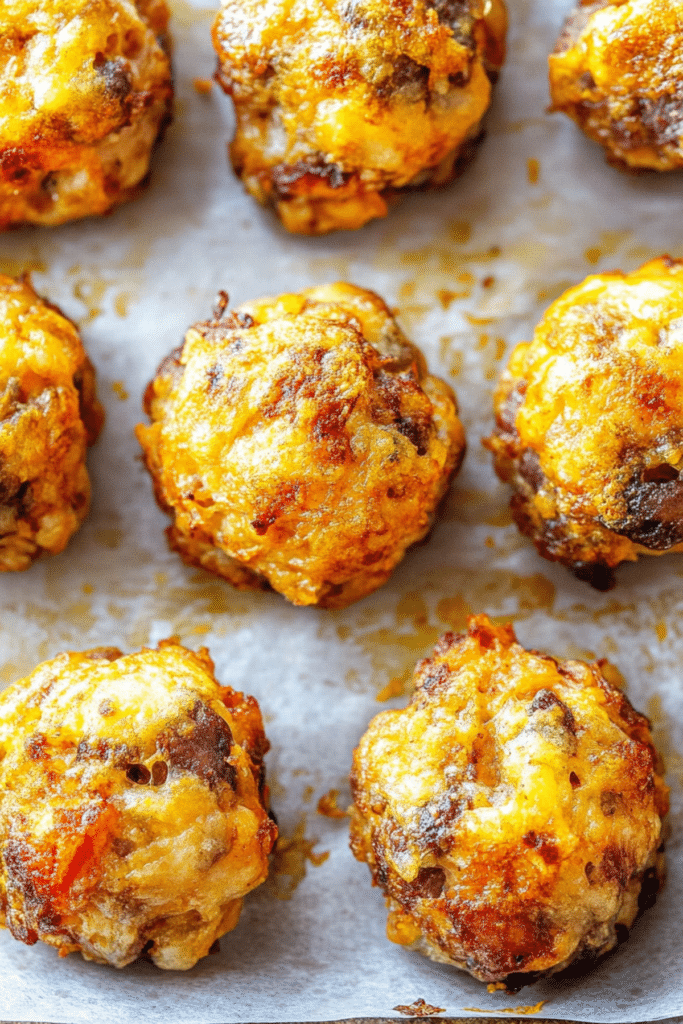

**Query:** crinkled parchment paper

left=0, top=0, right=682, bottom=1021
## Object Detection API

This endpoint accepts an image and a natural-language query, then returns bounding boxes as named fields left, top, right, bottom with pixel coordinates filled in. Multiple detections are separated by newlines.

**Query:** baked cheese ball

left=486, top=257, right=683, bottom=589
left=137, top=283, right=465, bottom=608
left=549, top=0, right=683, bottom=170
left=0, top=641, right=277, bottom=970
left=0, top=275, right=103, bottom=571
left=212, top=0, right=507, bottom=233
left=0, top=0, right=173, bottom=229
left=350, top=615, right=668, bottom=985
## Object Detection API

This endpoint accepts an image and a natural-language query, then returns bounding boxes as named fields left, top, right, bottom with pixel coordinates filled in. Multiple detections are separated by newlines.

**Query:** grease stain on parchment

left=334, top=573, right=558, bottom=701
left=647, top=694, right=683, bottom=808
left=169, top=0, right=215, bottom=27
left=0, top=256, right=46, bottom=278
left=317, top=789, right=348, bottom=819
left=268, top=817, right=330, bottom=900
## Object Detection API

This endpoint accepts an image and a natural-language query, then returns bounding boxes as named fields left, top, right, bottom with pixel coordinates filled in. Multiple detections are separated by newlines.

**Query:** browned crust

left=136, top=284, right=466, bottom=608
left=0, top=0, right=173, bottom=228
left=212, top=0, right=506, bottom=232
left=485, top=258, right=683, bottom=588
left=549, top=0, right=683, bottom=171
left=350, top=616, right=668, bottom=985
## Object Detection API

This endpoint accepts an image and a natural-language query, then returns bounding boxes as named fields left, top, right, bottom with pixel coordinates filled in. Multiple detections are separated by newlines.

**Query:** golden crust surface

left=0, top=274, right=103, bottom=571
left=212, top=0, right=507, bottom=233
left=0, top=0, right=173, bottom=228
left=0, top=641, right=277, bottom=970
left=485, top=257, right=683, bottom=588
left=350, top=615, right=668, bottom=985
left=137, top=283, right=465, bottom=608
left=549, top=0, right=683, bottom=170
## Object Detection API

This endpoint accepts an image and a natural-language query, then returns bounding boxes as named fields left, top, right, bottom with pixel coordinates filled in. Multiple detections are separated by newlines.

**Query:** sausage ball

left=350, top=615, right=668, bottom=986
left=0, top=275, right=103, bottom=571
left=212, top=0, right=507, bottom=234
left=0, top=641, right=277, bottom=970
left=0, top=0, right=173, bottom=229
left=549, top=0, right=683, bottom=171
left=486, top=257, right=683, bottom=589
left=136, top=283, right=465, bottom=608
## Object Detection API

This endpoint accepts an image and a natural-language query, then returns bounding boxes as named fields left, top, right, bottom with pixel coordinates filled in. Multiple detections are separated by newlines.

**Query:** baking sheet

left=1, top=0, right=683, bottom=1020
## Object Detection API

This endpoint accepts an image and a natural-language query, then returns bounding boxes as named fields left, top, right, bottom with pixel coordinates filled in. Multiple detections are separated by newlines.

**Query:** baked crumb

left=350, top=615, right=668, bottom=984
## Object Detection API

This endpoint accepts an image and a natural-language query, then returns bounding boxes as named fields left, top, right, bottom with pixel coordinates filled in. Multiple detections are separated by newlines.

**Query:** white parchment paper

left=1, top=0, right=683, bottom=1020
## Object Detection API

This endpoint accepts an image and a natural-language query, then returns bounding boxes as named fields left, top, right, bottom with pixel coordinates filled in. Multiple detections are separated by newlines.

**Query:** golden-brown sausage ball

left=0, top=0, right=173, bottom=229
left=486, top=257, right=683, bottom=589
left=549, top=0, right=683, bottom=171
left=0, top=641, right=277, bottom=970
left=136, top=283, right=465, bottom=608
left=0, top=275, right=103, bottom=571
left=350, top=615, right=668, bottom=986
left=212, top=0, right=507, bottom=234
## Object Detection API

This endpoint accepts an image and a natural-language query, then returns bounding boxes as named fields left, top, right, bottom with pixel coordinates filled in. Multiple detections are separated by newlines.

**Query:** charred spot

left=93, top=53, right=133, bottom=102
left=522, top=830, right=560, bottom=865
left=445, top=901, right=555, bottom=979
left=417, top=793, right=463, bottom=854
left=151, top=760, right=168, bottom=786
left=312, top=53, right=361, bottom=89
left=103, top=172, right=122, bottom=196
left=270, top=156, right=349, bottom=199
left=0, top=146, right=39, bottom=183
left=600, top=790, right=621, bottom=816
left=112, top=836, right=135, bottom=858
left=39, top=172, right=58, bottom=200
left=467, top=730, right=499, bottom=787
left=642, top=463, right=680, bottom=483
left=312, top=398, right=355, bottom=464
left=86, top=647, right=122, bottom=662
left=0, top=475, right=30, bottom=511
left=530, top=689, right=576, bottom=735
left=571, top=560, right=616, bottom=591
left=377, top=55, right=430, bottom=99
left=517, top=448, right=545, bottom=493
left=24, top=734, right=48, bottom=761
left=372, top=367, right=433, bottom=455
left=608, top=470, right=683, bottom=550
left=251, top=481, right=301, bottom=535
left=425, top=0, right=475, bottom=42
left=601, top=843, right=634, bottom=889
left=406, top=866, right=446, bottom=900
left=569, top=771, right=581, bottom=789
left=3, top=837, right=48, bottom=942
left=495, top=380, right=526, bottom=438
left=638, top=863, right=663, bottom=913
left=585, top=861, right=595, bottom=883
left=469, top=617, right=501, bottom=649
left=636, top=93, right=683, bottom=148
left=395, top=415, right=430, bottom=456
left=126, top=763, right=151, bottom=785
left=419, top=662, right=451, bottom=695
left=77, top=738, right=134, bottom=764
left=157, top=701, right=237, bottom=791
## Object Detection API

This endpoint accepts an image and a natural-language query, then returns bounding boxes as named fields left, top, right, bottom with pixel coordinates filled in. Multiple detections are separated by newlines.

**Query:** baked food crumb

left=0, top=640, right=276, bottom=969
left=350, top=615, right=668, bottom=985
